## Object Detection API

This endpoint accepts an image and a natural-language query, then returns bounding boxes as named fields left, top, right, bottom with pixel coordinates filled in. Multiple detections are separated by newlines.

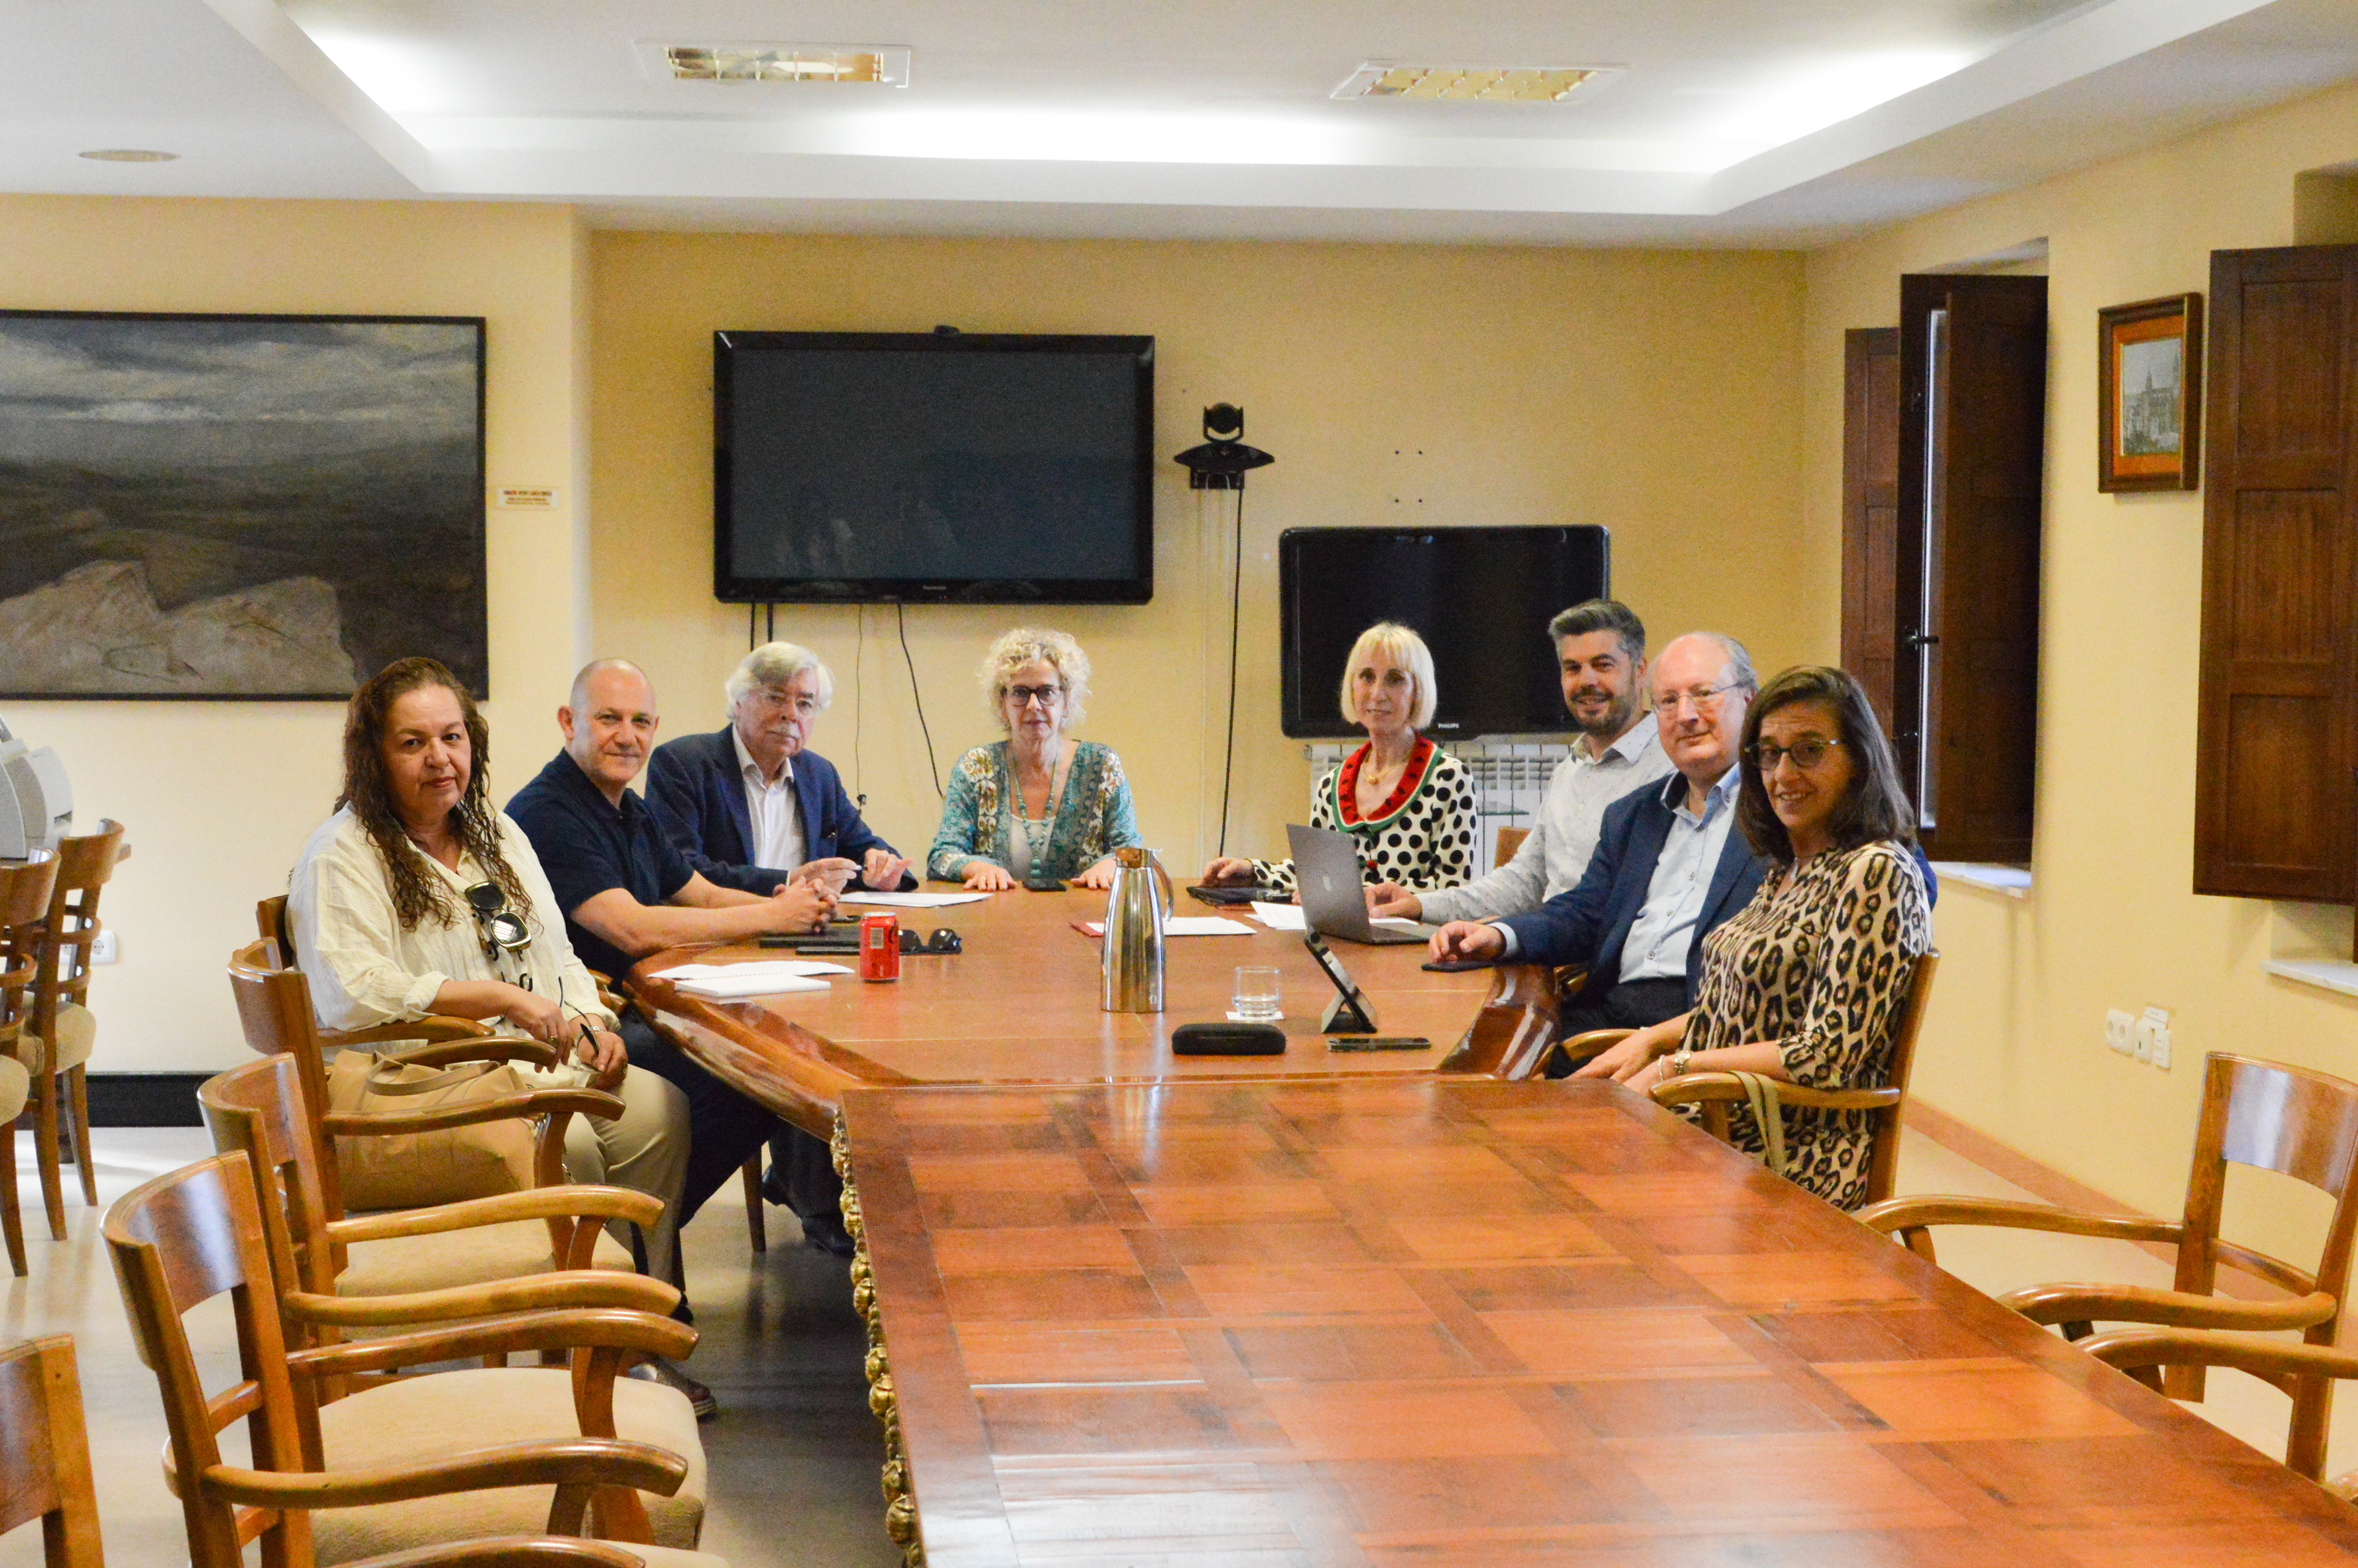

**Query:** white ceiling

left=5, top=0, right=2356, bottom=245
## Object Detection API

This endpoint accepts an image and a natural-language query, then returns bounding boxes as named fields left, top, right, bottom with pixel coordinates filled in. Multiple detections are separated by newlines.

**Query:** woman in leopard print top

left=1577, top=665, right=1931, bottom=1210
left=1200, top=620, right=1476, bottom=899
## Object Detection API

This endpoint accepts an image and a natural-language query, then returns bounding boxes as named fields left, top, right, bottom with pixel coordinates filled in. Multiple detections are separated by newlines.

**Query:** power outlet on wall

left=90, top=929, right=118, bottom=965
left=2137, top=1006, right=2172, bottom=1070
left=2105, top=1009, right=2135, bottom=1055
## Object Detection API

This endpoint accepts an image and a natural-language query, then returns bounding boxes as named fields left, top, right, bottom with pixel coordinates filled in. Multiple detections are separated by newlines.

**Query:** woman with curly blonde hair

left=926, top=628, right=1141, bottom=890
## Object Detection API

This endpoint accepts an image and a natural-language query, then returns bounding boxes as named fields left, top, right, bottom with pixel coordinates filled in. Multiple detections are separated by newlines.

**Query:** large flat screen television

left=1280, top=525, right=1611, bottom=739
left=713, top=330, right=1155, bottom=603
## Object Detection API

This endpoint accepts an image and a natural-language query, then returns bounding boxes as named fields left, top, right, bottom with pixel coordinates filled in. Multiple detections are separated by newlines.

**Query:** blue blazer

left=644, top=726, right=916, bottom=895
left=1499, top=776, right=1767, bottom=1002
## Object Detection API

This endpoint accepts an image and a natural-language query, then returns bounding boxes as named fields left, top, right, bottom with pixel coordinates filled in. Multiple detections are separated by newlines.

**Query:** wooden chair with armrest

left=1644, top=951, right=1939, bottom=1210
left=0, top=1335, right=101, bottom=1568
left=11, top=819, right=125, bottom=1239
left=2, top=1333, right=676, bottom=1568
left=1860, top=1052, right=2358, bottom=1474
left=200, top=1052, right=678, bottom=1372
left=264, top=894, right=770, bottom=1258
left=2080, top=1328, right=2358, bottom=1497
left=228, top=941, right=645, bottom=1296
left=107, top=1150, right=724, bottom=1565
left=0, top=851, right=56, bottom=1276
left=1493, top=825, right=1529, bottom=867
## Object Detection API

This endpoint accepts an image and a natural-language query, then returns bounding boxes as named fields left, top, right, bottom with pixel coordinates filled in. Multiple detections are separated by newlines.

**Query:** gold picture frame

left=2098, top=292, right=2202, bottom=493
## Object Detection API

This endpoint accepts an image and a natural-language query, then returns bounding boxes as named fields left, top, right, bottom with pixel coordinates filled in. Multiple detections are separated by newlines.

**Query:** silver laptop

left=1288, top=823, right=1442, bottom=946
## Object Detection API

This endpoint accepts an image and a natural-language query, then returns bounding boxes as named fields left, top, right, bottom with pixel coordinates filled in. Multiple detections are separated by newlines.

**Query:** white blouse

left=287, top=806, right=618, bottom=1040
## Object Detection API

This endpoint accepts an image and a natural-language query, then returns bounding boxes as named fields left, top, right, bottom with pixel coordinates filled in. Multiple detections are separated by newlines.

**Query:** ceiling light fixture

left=77, top=149, right=179, bottom=162
left=638, top=42, right=910, bottom=87
left=1331, top=63, right=1613, bottom=103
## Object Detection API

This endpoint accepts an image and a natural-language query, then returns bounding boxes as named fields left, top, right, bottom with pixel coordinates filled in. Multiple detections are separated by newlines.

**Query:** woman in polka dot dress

left=1202, top=621, right=1477, bottom=900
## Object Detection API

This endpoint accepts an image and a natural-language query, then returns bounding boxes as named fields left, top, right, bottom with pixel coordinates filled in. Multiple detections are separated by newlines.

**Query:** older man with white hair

left=644, top=641, right=912, bottom=1256
left=645, top=641, right=914, bottom=899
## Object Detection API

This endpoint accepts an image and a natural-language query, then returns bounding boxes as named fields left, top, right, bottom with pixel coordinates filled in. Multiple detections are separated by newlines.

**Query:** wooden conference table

left=838, top=1076, right=2358, bottom=1568
left=628, top=887, right=1550, bottom=1136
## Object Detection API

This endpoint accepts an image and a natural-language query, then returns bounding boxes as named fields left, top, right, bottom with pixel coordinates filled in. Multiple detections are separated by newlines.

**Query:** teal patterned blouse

left=925, top=741, right=1142, bottom=882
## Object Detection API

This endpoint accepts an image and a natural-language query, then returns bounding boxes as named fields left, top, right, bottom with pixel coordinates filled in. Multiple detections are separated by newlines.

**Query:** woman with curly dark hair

left=285, top=657, right=693, bottom=1285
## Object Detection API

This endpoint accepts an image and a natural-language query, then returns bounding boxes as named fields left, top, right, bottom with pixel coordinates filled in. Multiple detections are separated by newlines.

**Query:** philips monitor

left=1279, top=525, right=1611, bottom=739
left=713, top=331, right=1155, bottom=604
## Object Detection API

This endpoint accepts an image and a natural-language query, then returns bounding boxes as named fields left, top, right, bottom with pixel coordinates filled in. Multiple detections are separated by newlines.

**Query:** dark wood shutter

left=1895, top=274, right=2047, bottom=864
left=2194, top=246, right=2358, bottom=903
left=1841, top=328, right=1902, bottom=732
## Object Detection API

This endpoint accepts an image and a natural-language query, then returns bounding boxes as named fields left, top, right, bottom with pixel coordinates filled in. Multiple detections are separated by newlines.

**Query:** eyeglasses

left=749, top=687, right=822, bottom=718
left=1745, top=737, right=1845, bottom=773
left=1654, top=683, right=1740, bottom=716
left=464, top=881, right=532, bottom=965
left=1006, top=684, right=1064, bottom=709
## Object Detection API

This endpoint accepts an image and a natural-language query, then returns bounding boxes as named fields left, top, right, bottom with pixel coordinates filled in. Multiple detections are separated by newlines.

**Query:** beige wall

left=0, top=195, right=592, bottom=1072
left=588, top=234, right=1808, bottom=888
left=1802, top=80, right=2358, bottom=1254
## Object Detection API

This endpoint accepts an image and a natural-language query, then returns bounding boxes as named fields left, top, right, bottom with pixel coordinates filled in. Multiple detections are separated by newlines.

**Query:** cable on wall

left=1217, top=488, right=1245, bottom=856
left=747, top=603, right=757, bottom=651
left=898, top=602, right=943, bottom=799
left=852, top=605, right=866, bottom=808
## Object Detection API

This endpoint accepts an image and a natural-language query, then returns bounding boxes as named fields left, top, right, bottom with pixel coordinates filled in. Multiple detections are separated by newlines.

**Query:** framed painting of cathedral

left=2097, top=292, right=2202, bottom=493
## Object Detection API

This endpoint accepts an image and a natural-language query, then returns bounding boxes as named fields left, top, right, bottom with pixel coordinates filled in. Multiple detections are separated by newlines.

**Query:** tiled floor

left=0, top=1118, right=2346, bottom=1568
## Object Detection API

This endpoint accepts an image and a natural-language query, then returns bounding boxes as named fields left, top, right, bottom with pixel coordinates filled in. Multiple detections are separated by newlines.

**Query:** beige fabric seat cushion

left=595, top=1547, right=728, bottom=1568
left=312, top=1367, right=706, bottom=1566
left=19, top=1002, right=94, bottom=1074
left=339, top=1216, right=636, bottom=1298
left=0, top=1054, right=26, bottom=1120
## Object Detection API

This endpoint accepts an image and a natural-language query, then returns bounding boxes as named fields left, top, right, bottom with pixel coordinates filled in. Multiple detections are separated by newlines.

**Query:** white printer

left=0, top=719, right=71, bottom=859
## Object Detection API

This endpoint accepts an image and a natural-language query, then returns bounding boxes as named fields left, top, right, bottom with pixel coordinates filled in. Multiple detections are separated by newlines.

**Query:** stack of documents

left=650, top=959, right=850, bottom=1000
left=840, top=891, right=990, bottom=909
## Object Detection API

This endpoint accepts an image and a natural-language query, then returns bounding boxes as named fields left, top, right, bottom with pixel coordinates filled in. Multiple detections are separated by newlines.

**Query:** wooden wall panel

left=1841, top=328, right=1902, bottom=731
left=2195, top=247, right=2358, bottom=904
left=1896, top=274, right=2048, bottom=865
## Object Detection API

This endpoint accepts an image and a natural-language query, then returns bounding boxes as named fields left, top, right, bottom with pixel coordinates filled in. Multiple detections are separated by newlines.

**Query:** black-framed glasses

left=1745, top=737, right=1844, bottom=773
left=1007, top=684, right=1064, bottom=709
left=464, top=881, right=532, bottom=965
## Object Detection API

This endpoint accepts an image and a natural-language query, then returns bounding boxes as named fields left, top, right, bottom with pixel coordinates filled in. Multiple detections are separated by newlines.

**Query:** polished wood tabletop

left=628, top=888, right=1527, bottom=1136
left=838, top=1076, right=2358, bottom=1568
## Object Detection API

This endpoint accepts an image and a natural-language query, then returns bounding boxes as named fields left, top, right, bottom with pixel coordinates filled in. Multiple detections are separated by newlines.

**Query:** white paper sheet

left=651, top=960, right=852, bottom=980
left=1162, top=916, right=1254, bottom=937
left=673, top=973, right=832, bottom=1000
left=1250, top=901, right=1307, bottom=931
left=840, top=891, right=991, bottom=908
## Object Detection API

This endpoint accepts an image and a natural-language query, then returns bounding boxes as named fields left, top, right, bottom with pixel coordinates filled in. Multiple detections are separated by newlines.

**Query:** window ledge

left=1928, top=861, right=2032, bottom=899
left=2263, top=959, right=2358, bottom=1000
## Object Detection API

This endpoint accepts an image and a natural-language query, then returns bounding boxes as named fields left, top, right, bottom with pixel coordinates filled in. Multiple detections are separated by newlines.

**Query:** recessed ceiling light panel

left=635, top=41, right=910, bottom=86
left=1331, top=63, right=1617, bottom=103
left=78, top=148, right=180, bottom=162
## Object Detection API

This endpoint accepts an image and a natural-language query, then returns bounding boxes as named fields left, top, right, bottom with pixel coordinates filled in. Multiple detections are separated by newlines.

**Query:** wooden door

left=1841, top=328, right=1902, bottom=731
left=1895, top=274, right=2047, bottom=865
left=2194, top=246, right=2358, bottom=904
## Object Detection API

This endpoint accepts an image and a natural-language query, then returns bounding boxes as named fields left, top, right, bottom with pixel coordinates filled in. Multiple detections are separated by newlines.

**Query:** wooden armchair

left=1648, top=951, right=1939, bottom=1208
left=2080, top=1328, right=2358, bottom=1495
left=106, top=1151, right=721, bottom=1565
left=10, top=819, right=125, bottom=1239
left=201, top=1053, right=677, bottom=1363
left=0, top=1335, right=101, bottom=1568
left=2, top=1334, right=671, bottom=1568
left=1862, top=1052, right=2358, bottom=1479
left=228, top=942, right=642, bottom=1294
left=0, top=851, right=55, bottom=1275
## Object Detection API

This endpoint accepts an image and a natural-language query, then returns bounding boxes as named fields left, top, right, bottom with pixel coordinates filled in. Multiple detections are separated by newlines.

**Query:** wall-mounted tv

left=1280, top=525, right=1611, bottom=739
left=713, top=330, right=1155, bottom=603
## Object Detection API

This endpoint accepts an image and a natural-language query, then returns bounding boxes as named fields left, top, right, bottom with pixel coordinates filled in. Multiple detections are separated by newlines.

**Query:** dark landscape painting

left=0, top=312, right=487, bottom=699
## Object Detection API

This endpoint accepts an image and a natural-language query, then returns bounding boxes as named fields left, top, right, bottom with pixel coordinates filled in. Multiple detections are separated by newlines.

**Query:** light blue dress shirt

left=1615, top=766, right=1743, bottom=982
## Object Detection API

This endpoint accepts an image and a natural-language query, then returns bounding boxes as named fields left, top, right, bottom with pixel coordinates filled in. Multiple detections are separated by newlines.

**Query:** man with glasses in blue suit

left=644, top=641, right=915, bottom=1254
